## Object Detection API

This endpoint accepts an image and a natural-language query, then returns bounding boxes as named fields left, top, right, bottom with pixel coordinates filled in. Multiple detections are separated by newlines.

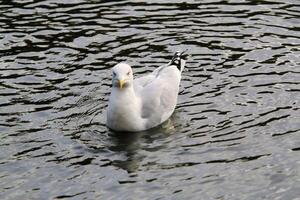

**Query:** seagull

left=106, top=51, right=188, bottom=132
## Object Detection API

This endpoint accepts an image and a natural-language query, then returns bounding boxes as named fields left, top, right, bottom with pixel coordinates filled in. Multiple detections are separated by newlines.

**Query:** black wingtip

left=179, top=49, right=189, bottom=60
left=170, top=50, right=189, bottom=71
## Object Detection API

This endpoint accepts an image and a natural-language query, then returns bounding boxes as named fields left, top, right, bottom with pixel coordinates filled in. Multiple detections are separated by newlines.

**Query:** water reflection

left=109, top=131, right=143, bottom=173
left=107, top=116, right=179, bottom=173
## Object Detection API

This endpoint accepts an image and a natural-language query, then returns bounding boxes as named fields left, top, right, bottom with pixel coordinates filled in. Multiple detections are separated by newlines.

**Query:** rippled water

left=1, top=0, right=300, bottom=199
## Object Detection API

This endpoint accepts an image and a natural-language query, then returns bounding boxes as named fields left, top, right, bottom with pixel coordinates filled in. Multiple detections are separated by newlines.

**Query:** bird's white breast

left=106, top=88, right=145, bottom=132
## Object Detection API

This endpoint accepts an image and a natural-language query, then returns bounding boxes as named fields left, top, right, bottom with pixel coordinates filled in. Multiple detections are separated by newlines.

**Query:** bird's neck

left=107, top=86, right=144, bottom=131
left=111, top=86, right=136, bottom=101
left=109, top=86, right=140, bottom=117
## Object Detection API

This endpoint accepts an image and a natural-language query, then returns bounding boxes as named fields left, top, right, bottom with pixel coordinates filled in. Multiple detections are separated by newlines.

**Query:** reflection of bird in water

left=108, top=131, right=143, bottom=173
left=107, top=117, right=180, bottom=173
left=107, top=51, right=188, bottom=132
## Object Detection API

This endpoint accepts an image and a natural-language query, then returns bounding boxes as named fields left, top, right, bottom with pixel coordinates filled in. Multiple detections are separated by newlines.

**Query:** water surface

left=1, top=0, right=300, bottom=199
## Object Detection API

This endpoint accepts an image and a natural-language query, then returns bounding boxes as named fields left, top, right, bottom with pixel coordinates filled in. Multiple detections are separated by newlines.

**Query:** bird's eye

left=127, top=71, right=131, bottom=76
left=113, top=72, right=116, bottom=76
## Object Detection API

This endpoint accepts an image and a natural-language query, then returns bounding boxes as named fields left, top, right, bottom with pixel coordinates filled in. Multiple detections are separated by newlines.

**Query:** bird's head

left=111, top=63, right=133, bottom=89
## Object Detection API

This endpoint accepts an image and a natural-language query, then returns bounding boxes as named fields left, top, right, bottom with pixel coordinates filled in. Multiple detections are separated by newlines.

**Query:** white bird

left=106, top=51, right=188, bottom=132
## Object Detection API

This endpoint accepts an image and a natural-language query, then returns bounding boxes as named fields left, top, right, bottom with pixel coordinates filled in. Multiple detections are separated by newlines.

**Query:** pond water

left=0, top=0, right=300, bottom=199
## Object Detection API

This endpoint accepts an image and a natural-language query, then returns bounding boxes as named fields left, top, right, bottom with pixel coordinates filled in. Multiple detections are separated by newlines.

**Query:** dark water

left=1, top=0, right=300, bottom=199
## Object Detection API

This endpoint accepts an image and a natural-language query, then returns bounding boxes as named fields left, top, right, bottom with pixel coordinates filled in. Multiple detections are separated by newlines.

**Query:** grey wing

left=138, top=66, right=181, bottom=128
left=133, top=64, right=169, bottom=92
left=133, top=74, right=155, bottom=92
left=135, top=51, right=187, bottom=127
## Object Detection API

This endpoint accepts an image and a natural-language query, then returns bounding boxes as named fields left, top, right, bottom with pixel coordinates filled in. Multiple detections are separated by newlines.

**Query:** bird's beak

left=119, top=79, right=125, bottom=89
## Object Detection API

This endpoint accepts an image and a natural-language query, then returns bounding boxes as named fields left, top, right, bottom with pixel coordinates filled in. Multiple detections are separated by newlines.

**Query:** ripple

left=1, top=0, right=300, bottom=199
